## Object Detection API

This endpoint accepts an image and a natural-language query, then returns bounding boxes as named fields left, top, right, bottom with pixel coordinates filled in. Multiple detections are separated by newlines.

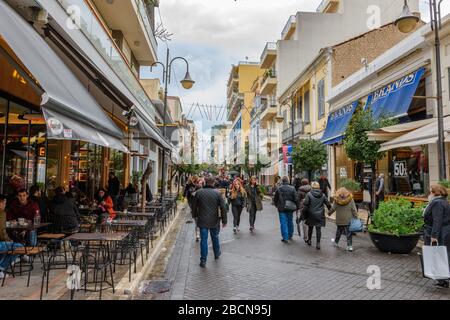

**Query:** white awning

left=379, top=117, right=450, bottom=152
left=368, top=118, right=435, bottom=142
left=0, top=1, right=128, bottom=153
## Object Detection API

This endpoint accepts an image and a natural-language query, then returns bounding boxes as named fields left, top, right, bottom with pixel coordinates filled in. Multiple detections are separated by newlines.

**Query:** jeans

left=0, top=242, right=24, bottom=271
left=335, top=225, right=353, bottom=246
left=308, top=226, right=322, bottom=244
left=29, top=230, right=37, bottom=247
left=232, top=205, right=243, bottom=228
left=279, top=212, right=294, bottom=241
left=200, top=227, right=221, bottom=263
left=249, top=203, right=257, bottom=228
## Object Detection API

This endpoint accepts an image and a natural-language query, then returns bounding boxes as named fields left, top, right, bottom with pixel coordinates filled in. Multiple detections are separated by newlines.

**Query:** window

left=318, top=79, right=325, bottom=119
left=304, top=91, right=310, bottom=123
left=283, top=110, right=288, bottom=130
left=297, top=95, right=302, bottom=121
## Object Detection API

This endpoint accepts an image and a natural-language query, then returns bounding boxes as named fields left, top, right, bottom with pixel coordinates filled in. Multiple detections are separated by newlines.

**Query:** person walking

left=245, top=176, right=263, bottom=233
left=191, top=176, right=227, bottom=268
left=303, top=181, right=331, bottom=250
left=297, top=178, right=311, bottom=243
left=423, top=184, right=450, bottom=289
left=328, top=188, right=358, bottom=252
left=228, top=179, right=247, bottom=234
left=319, top=173, right=331, bottom=198
left=375, top=173, right=385, bottom=209
left=273, top=176, right=299, bottom=243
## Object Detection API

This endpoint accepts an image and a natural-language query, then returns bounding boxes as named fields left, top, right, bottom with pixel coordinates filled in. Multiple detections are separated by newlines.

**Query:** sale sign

left=393, top=161, right=408, bottom=177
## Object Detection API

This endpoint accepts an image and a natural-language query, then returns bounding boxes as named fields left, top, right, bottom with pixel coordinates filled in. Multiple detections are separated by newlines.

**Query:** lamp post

left=395, top=0, right=446, bottom=180
left=279, top=93, right=296, bottom=181
left=151, top=48, right=195, bottom=205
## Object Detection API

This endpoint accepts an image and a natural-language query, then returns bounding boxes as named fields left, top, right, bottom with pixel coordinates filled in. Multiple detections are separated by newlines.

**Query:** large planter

left=369, top=231, right=421, bottom=254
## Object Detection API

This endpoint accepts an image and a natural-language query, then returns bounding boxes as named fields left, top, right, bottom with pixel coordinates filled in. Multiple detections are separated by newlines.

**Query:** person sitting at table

left=49, top=187, right=80, bottom=234
left=29, top=185, right=48, bottom=223
left=0, top=195, right=23, bottom=279
left=94, top=188, right=116, bottom=223
left=125, top=183, right=138, bottom=204
left=7, top=189, right=40, bottom=246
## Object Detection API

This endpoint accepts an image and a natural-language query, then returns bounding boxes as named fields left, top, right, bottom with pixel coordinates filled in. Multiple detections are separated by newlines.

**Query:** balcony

left=57, top=0, right=156, bottom=118
left=260, top=102, right=278, bottom=122
left=260, top=42, right=277, bottom=69
left=90, top=0, right=158, bottom=64
left=227, top=93, right=244, bottom=121
left=261, top=70, right=277, bottom=96
left=282, top=121, right=304, bottom=143
left=281, top=15, right=297, bottom=40
left=316, top=0, right=339, bottom=13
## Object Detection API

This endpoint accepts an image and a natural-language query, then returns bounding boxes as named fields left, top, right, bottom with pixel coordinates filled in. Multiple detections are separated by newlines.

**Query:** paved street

left=135, top=200, right=450, bottom=300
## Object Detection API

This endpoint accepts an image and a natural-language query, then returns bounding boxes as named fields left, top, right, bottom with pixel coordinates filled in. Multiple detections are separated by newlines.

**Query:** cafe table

left=111, top=220, right=147, bottom=227
left=63, top=232, right=129, bottom=299
left=6, top=222, right=51, bottom=232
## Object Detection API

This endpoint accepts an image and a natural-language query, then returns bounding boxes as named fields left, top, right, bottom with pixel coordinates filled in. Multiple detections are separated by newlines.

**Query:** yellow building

left=226, top=62, right=265, bottom=165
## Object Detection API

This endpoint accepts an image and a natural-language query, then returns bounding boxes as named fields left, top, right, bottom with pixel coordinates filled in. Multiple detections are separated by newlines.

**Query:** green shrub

left=438, top=180, right=450, bottom=188
left=338, top=179, right=361, bottom=193
left=368, top=199, right=424, bottom=236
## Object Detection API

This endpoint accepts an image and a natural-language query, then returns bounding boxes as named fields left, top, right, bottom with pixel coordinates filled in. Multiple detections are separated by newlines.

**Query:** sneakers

left=347, top=246, right=354, bottom=252
left=249, top=227, right=254, bottom=233
left=236, top=227, right=240, bottom=232
left=199, top=261, right=206, bottom=268
left=233, top=227, right=237, bottom=234
left=331, top=239, right=339, bottom=247
left=306, top=239, right=312, bottom=246
left=281, top=239, right=289, bottom=244
left=316, top=242, right=321, bottom=250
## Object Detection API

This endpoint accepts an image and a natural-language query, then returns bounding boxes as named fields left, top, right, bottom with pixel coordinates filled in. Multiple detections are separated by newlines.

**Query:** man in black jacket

left=191, top=176, right=228, bottom=268
left=273, top=176, right=300, bottom=243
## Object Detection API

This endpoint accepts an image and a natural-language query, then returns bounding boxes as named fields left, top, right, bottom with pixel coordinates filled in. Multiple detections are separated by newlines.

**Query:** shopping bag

left=348, top=218, right=364, bottom=233
left=422, top=245, right=450, bottom=280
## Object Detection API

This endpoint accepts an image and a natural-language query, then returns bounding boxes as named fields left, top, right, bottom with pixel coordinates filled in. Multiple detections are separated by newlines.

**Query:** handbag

left=348, top=217, right=364, bottom=233
left=421, top=244, right=450, bottom=280
left=284, top=200, right=298, bottom=212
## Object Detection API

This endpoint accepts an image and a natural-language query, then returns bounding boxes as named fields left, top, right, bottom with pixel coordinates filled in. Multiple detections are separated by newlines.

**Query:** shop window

left=388, top=146, right=429, bottom=196
left=109, top=148, right=124, bottom=186
left=0, top=97, right=7, bottom=192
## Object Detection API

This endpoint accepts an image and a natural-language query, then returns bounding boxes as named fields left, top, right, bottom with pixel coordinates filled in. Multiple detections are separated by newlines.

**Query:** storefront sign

left=39, top=147, right=46, bottom=157
left=393, top=161, right=408, bottom=177
left=64, top=129, right=73, bottom=139
left=47, top=117, right=64, bottom=136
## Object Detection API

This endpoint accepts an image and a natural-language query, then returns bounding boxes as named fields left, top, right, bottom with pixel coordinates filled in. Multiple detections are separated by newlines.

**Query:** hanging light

left=275, top=112, right=284, bottom=123
left=180, top=71, right=195, bottom=89
left=395, top=0, right=419, bottom=33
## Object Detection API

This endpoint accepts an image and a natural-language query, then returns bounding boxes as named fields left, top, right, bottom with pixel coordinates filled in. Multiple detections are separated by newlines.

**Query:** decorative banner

left=283, top=144, right=293, bottom=164
left=365, top=67, right=425, bottom=120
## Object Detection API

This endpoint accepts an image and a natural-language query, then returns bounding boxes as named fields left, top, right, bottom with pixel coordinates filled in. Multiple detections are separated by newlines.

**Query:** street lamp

left=395, top=0, right=446, bottom=180
left=279, top=93, right=296, bottom=181
left=151, top=48, right=195, bottom=205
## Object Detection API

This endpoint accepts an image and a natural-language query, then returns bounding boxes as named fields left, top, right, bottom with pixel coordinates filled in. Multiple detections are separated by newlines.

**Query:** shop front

left=0, top=1, right=129, bottom=199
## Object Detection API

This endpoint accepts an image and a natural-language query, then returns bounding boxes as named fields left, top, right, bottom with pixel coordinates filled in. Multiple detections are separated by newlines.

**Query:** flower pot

left=368, top=231, right=420, bottom=254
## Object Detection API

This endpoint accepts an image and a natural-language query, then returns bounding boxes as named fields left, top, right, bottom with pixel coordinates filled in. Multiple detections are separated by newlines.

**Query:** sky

left=140, top=0, right=450, bottom=162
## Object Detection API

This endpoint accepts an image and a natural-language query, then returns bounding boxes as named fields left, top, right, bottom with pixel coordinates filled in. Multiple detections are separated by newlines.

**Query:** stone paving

left=135, top=200, right=450, bottom=300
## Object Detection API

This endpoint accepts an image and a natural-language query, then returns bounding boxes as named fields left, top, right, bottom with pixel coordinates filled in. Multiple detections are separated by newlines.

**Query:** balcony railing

left=57, top=0, right=156, bottom=119
left=281, top=15, right=296, bottom=39
left=282, top=121, right=304, bottom=143
left=134, top=0, right=158, bottom=54
left=262, top=69, right=277, bottom=84
left=260, top=42, right=277, bottom=63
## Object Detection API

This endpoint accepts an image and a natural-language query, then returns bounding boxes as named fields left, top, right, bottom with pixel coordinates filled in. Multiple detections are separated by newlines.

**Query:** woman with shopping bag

left=423, top=184, right=450, bottom=288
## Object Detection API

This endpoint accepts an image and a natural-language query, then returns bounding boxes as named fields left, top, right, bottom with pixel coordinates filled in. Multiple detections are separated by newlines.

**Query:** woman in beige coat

left=328, top=188, right=358, bottom=252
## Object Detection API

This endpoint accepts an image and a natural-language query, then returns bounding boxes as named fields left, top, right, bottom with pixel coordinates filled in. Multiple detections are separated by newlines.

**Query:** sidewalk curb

left=114, top=202, right=188, bottom=297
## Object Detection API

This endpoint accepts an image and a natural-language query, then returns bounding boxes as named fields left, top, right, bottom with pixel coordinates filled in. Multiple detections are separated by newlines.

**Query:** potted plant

left=368, top=199, right=424, bottom=254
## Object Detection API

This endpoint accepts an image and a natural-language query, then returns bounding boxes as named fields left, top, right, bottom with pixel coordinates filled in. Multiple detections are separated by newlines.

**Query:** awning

left=367, top=118, right=434, bottom=142
left=379, top=116, right=450, bottom=152
left=365, top=67, right=425, bottom=120
left=134, top=112, right=172, bottom=150
left=0, top=1, right=128, bottom=153
left=321, top=101, right=358, bottom=145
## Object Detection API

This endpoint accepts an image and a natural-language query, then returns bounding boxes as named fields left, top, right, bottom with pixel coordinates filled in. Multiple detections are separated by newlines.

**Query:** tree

left=292, top=139, right=328, bottom=180
left=343, top=104, right=398, bottom=211
left=140, top=162, right=153, bottom=212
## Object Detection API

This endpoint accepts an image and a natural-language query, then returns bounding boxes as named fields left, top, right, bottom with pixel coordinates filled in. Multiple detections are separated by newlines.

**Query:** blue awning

left=321, top=101, right=358, bottom=145
left=365, top=67, right=425, bottom=120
